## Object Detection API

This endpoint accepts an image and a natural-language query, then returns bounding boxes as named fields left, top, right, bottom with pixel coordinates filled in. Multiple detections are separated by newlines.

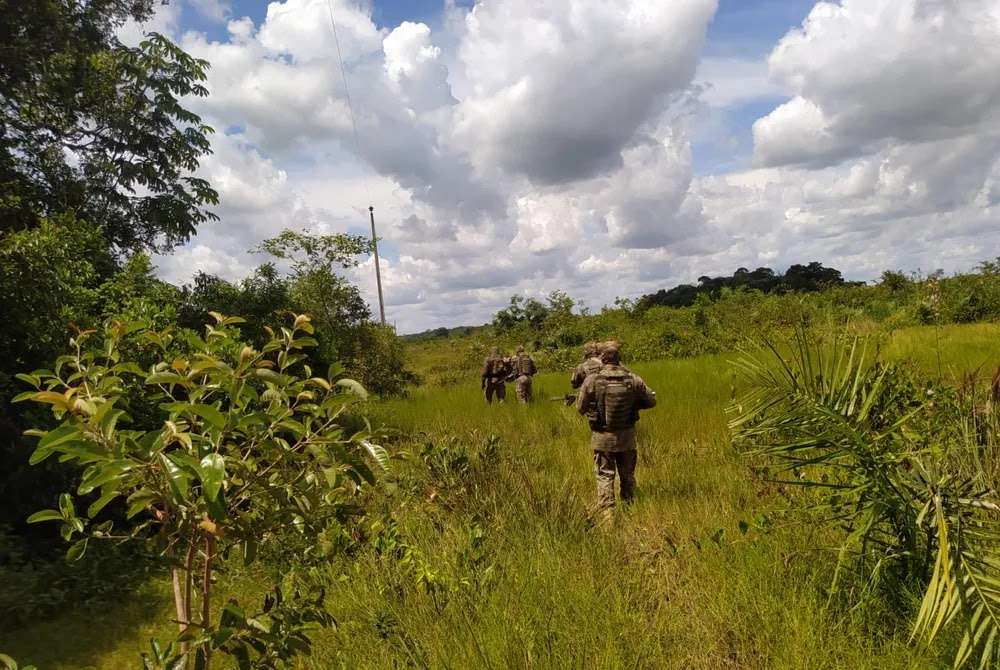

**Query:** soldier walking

left=575, top=342, right=656, bottom=515
left=481, top=347, right=509, bottom=403
left=570, top=341, right=603, bottom=389
left=512, top=345, right=537, bottom=402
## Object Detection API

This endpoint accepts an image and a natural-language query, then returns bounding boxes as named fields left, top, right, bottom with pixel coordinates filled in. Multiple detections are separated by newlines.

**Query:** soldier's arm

left=570, top=365, right=583, bottom=389
left=576, top=377, right=595, bottom=415
left=529, top=358, right=537, bottom=375
left=633, top=375, right=657, bottom=409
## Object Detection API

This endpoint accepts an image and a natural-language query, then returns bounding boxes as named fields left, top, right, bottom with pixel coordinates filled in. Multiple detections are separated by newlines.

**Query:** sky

left=120, top=0, right=1000, bottom=333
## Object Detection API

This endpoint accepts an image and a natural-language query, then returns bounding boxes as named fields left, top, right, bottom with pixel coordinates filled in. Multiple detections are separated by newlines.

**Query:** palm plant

left=728, top=332, right=1000, bottom=669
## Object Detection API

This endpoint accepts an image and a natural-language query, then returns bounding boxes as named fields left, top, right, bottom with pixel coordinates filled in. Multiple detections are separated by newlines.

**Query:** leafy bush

left=16, top=313, right=387, bottom=668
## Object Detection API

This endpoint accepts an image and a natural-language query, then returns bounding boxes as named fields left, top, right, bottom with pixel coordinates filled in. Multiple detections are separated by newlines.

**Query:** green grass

left=5, top=323, right=1000, bottom=668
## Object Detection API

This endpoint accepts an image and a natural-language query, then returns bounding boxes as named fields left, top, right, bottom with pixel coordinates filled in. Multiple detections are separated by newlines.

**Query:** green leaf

left=243, top=538, right=257, bottom=566
left=145, top=371, right=187, bottom=386
left=88, top=490, right=121, bottom=518
left=336, top=378, right=368, bottom=400
left=66, top=538, right=88, bottom=562
left=78, top=461, right=131, bottom=495
left=189, top=403, right=226, bottom=430
left=27, top=509, right=63, bottom=524
left=199, top=453, right=226, bottom=502
left=59, top=493, right=75, bottom=520
left=39, top=424, right=82, bottom=450
left=126, top=490, right=157, bottom=519
left=15, top=372, right=41, bottom=387
left=111, top=362, right=146, bottom=376
left=254, top=368, right=287, bottom=385
left=159, top=453, right=190, bottom=502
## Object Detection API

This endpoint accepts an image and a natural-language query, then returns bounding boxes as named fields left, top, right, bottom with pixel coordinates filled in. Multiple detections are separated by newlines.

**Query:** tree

left=0, top=0, right=218, bottom=252
left=179, top=264, right=291, bottom=347
left=879, top=270, right=911, bottom=292
left=17, top=313, right=386, bottom=668
left=255, top=229, right=411, bottom=396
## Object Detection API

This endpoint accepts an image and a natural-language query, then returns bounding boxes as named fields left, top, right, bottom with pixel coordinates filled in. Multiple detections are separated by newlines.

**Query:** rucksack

left=594, top=370, right=637, bottom=431
left=516, top=354, right=534, bottom=376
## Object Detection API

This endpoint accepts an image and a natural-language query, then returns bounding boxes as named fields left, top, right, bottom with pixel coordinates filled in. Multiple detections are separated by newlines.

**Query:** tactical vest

left=582, top=357, right=602, bottom=377
left=515, top=354, right=534, bottom=376
left=594, top=369, right=637, bottom=431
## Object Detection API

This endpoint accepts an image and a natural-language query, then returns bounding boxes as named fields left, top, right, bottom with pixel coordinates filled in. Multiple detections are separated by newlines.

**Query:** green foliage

left=255, top=229, right=371, bottom=273
left=17, top=313, right=384, bottom=667
left=0, top=6, right=218, bottom=251
left=415, top=264, right=1000, bottom=388
left=730, top=332, right=1000, bottom=669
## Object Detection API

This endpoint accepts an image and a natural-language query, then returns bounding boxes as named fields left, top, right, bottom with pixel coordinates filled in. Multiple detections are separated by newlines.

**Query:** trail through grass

left=6, top=324, right=999, bottom=668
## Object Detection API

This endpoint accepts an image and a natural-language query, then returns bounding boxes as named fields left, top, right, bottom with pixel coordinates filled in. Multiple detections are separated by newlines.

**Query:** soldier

left=570, top=341, right=603, bottom=390
left=512, top=345, right=537, bottom=402
left=481, top=347, right=509, bottom=403
left=576, top=342, right=656, bottom=514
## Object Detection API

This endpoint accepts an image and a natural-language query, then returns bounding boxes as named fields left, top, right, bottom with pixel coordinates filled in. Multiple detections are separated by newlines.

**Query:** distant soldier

left=576, top=342, right=656, bottom=514
left=512, top=345, right=537, bottom=402
left=570, top=341, right=603, bottom=389
left=481, top=347, right=509, bottom=403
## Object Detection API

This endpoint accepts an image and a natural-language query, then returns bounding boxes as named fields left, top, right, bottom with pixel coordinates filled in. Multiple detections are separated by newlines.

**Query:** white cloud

left=694, top=57, right=786, bottom=109
left=117, top=2, right=182, bottom=46
left=755, top=0, right=1000, bottom=167
left=148, top=0, right=1000, bottom=333
left=453, top=0, right=718, bottom=185
left=188, top=0, right=231, bottom=22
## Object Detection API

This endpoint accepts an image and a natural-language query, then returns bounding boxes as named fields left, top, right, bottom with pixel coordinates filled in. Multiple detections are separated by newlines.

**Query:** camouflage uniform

left=571, top=342, right=604, bottom=390
left=576, top=348, right=656, bottom=509
left=512, top=347, right=537, bottom=402
left=481, top=349, right=508, bottom=403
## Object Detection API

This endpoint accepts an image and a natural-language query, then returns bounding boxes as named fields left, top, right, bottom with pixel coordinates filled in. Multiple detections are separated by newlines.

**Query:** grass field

left=5, top=324, right=999, bottom=669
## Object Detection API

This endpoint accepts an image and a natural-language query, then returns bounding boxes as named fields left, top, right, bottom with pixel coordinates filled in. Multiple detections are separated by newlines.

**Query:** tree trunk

left=200, top=533, right=216, bottom=669
left=171, top=539, right=196, bottom=667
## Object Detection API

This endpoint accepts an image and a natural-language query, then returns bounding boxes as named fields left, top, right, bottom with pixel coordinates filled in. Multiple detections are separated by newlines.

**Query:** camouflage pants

left=515, top=375, right=533, bottom=402
left=484, top=381, right=506, bottom=403
left=593, top=450, right=637, bottom=509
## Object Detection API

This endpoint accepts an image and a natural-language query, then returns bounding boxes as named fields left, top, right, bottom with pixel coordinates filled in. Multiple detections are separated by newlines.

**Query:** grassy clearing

left=5, top=324, right=999, bottom=668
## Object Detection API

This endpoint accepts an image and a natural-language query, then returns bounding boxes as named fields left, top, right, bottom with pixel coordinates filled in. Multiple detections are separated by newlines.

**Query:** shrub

left=16, top=313, right=387, bottom=668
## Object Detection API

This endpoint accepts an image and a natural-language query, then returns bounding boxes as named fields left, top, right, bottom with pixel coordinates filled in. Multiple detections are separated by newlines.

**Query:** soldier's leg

left=515, top=376, right=529, bottom=402
left=496, top=383, right=506, bottom=402
left=617, top=450, right=638, bottom=503
left=484, top=384, right=494, bottom=403
left=593, top=450, right=616, bottom=509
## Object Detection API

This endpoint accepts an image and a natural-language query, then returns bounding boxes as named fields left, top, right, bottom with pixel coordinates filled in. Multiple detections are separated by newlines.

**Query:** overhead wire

left=324, top=0, right=371, bottom=205
left=324, top=0, right=386, bottom=324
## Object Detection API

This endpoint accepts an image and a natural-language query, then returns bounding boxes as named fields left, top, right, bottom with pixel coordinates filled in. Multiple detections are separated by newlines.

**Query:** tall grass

left=6, top=325, right=999, bottom=668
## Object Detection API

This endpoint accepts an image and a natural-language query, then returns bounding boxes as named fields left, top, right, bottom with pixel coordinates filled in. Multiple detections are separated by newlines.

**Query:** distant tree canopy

left=493, top=291, right=576, bottom=332
left=636, top=262, right=849, bottom=310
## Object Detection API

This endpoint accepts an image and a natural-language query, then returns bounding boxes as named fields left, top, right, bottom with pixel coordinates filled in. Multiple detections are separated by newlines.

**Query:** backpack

left=594, top=369, right=637, bottom=431
left=516, top=354, right=534, bottom=376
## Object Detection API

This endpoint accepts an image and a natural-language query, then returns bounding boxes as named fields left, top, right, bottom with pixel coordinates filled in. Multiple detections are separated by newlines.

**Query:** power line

left=324, top=0, right=386, bottom=325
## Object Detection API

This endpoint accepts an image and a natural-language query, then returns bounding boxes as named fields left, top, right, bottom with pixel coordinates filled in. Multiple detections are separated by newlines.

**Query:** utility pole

left=369, top=205, right=386, bottom=325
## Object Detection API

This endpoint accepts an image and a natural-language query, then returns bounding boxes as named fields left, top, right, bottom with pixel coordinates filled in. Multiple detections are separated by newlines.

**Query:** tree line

left=635, top=261, right=851, bottom=310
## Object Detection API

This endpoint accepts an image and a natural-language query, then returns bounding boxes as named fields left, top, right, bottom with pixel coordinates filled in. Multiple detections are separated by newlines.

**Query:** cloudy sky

left=123, top=0, right=1000, bottom=333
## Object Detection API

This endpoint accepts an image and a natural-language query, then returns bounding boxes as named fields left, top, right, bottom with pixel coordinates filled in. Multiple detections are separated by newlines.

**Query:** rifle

left=548, top=394, right=576, bottom=406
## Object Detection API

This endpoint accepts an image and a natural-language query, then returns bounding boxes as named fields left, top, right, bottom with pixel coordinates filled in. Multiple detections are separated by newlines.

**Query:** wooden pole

left=369, top=206, right=386, bottom=325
